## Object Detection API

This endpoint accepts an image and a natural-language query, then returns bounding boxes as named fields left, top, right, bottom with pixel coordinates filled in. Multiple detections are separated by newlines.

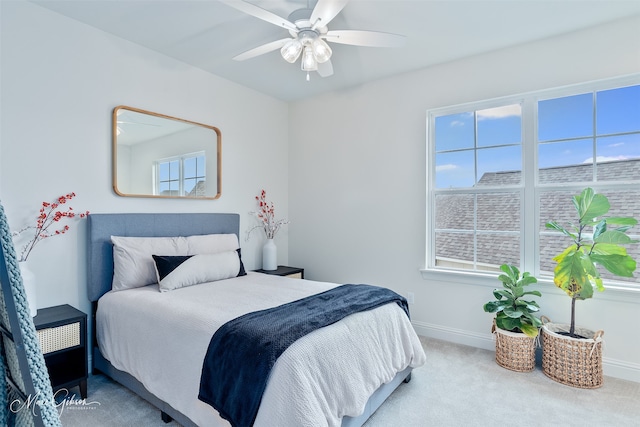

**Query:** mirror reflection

left=113, top=106, right=221, bottom=199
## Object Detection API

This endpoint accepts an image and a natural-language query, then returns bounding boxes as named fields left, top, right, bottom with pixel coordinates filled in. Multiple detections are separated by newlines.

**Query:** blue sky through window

left=435, top=84, right=640, bottom=189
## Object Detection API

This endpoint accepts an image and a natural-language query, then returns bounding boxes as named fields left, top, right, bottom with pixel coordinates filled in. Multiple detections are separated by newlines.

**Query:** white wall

left=0, top=1, right=290, bottom=320
left=2, top=0, right=639, bottom=383
left=288, top=16, right=640, bottom=381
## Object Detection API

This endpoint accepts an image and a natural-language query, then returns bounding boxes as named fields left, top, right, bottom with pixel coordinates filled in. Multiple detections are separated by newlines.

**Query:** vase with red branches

left=247, top=189, right=288, bottom=270
left=12, top=192, right=89, bottom=262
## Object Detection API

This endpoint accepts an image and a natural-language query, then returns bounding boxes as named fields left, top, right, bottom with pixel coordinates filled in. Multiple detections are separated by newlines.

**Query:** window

left=155, top=152, right=206, bottom=197
left=433, top=104, right=523, bottom=271
left=426, top=78, right=640, bottom=288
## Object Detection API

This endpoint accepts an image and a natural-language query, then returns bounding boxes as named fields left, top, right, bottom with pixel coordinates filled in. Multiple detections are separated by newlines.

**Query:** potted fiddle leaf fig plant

left=542, top=187, right=638, bottom=388
left=483, top=264, right=542, bottom=372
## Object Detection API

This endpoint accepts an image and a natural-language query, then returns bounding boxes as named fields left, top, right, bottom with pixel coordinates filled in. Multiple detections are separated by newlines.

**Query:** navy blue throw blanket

left=198, top=284, right=409, bottom=427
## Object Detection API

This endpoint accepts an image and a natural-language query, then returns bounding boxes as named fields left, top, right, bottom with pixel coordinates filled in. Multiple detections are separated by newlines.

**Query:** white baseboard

left=412, top=320, right=494, bottom=352
left=412, top=320, right=640, bottom=384
left=602, top=357, right=640, bottom=383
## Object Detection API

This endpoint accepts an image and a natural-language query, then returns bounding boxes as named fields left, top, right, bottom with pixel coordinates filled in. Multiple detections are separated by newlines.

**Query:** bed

left=87, top=213, right=426, bottom=427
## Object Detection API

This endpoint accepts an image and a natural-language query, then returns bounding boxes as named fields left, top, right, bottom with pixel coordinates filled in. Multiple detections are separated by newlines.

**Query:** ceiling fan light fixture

left=280, top=38, right=303, bottom=63
left=312, top=38, right=332, bottom=63
left=301, top=46, right=318, bottom=71
left=227, top=0, right=405, bottom=81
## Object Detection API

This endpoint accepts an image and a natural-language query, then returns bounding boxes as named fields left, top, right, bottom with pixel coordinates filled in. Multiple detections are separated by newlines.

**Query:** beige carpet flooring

left=58, top=337, right=640, bottom=426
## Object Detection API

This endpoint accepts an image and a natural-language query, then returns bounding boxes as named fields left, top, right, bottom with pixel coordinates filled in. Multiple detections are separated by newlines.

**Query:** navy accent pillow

left=154, top=255, right=193, bottom=281
left=236, top=248, right=247, bottom=276
left=152, top=250, right=245, bottom=292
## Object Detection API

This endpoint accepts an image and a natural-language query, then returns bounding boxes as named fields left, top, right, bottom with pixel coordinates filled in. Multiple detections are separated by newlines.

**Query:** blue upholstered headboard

left=87, top=213, right=240, bottom=302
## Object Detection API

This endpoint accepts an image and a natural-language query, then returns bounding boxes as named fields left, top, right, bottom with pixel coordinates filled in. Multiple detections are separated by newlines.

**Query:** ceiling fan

left=116, top=120, right=160, bottom=135
left=116, top=111, right=161, bottom=136
left=220, top=0, right=406, bottom=80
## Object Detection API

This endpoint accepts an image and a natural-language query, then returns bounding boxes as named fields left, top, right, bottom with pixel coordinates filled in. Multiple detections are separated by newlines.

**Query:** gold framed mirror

left=113, top=105, right=221, bottom=199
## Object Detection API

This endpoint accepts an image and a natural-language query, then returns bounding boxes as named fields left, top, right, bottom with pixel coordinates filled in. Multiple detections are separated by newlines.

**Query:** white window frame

left=154, top=151, right=206, bottom=197
left=421, top=74, right=640, bottom=297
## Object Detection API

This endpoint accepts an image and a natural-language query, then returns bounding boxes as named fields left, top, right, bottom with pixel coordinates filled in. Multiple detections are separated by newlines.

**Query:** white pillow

left=111, top=234, right=239, bottom=291
left=153, top=251, right=241, bottom=292
left=186, top=234, right=240, bottom=254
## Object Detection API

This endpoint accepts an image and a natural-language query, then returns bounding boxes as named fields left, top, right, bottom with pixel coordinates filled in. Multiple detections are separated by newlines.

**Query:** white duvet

left=97, top=272, right=426, bottom=427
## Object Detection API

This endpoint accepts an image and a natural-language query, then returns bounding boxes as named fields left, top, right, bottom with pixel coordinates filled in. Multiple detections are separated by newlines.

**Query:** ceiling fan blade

left=317, top=60, right=334, bottom=77
left=219, top=0, right=297, bottom=32
left=310, top=0, right=350, bottom=29
left=233, top=38, right=292, bottom=61
left=117, top=121, right=160, bottom=127
left=324, top=30, right=406, bottom=47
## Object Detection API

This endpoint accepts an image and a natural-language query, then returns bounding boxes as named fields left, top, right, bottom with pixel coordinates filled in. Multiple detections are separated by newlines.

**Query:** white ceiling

left=31, top=0, right=640, bottom=101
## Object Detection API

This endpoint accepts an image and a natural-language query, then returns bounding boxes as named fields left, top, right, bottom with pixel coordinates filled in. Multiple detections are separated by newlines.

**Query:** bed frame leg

left=161, top=411, right=173, bottom=423
left=403, top=373, right=412, bottom=383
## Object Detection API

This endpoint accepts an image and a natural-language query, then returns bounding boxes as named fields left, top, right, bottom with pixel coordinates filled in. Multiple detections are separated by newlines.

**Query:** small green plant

left=483, top=264, right=542, bottom=338
left=546, top=187, right=638, bottom=337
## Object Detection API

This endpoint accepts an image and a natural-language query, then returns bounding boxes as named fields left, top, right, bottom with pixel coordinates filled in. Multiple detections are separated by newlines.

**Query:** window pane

left=595, top=134, right=640, bottom=180
left=477, top=193, right=520, bottom=231
left=435, top=231, right=474, bottom=269
left=168, top=180, right=179, bottom=196
left=539, top=188, right=640, bottom=284
left=435, top=193, right=521, bottom=272
left=477, top=233, right=520, bottom=270
left=168, top=181, right=180, bottom=195
left=169, top=160, right=179, bottom=180
left=477, top=146, right=521, bottom=185
left=477, top=104, right=521, bottom=147
left=597, top=196, right=640, bottom=287
left=184, top=157, right=197, bottom=178
left=539, top=190, right=575, bottom=231
left=596, top=85, right=640, bottom=135
left=197, top=156, right=206, bottom=176
left=192, top=180, right=205, bottom=196
left=184, top=178, right=196, bottom=195
left=158, top=182, right=170, bottom=195
left=539, top=234, right=569, bottom=278
left=599, top=189, right=639, bottom=284
left=435, top=112, right=474, bottom=151
left=538, top=93, right=593, bottom=141
left=538, top=139, right=593, bottom=184
left=538, top=139, right=593, bottom=169
left=539, top=189, right=583, bottom=277
left=596, top=158, right=640, bottom=182
left=435, top=194, right=474, bottom=230
left=604, top=189, right=640, bottom=236
left=435, top=151, right=475, bottom=188
left=159, top=180, right=179, bottom=196
left=159, top=163, right=170, bottom=181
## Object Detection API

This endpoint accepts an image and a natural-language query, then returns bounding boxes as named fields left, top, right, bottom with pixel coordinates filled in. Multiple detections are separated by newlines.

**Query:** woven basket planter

left=541, top=322, right=604, bottom=389
left=492, top=323, right=536, bottom=372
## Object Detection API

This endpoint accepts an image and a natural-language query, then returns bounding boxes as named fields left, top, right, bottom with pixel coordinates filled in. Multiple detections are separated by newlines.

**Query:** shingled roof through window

left=435, top=158, right=640, bottom=283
